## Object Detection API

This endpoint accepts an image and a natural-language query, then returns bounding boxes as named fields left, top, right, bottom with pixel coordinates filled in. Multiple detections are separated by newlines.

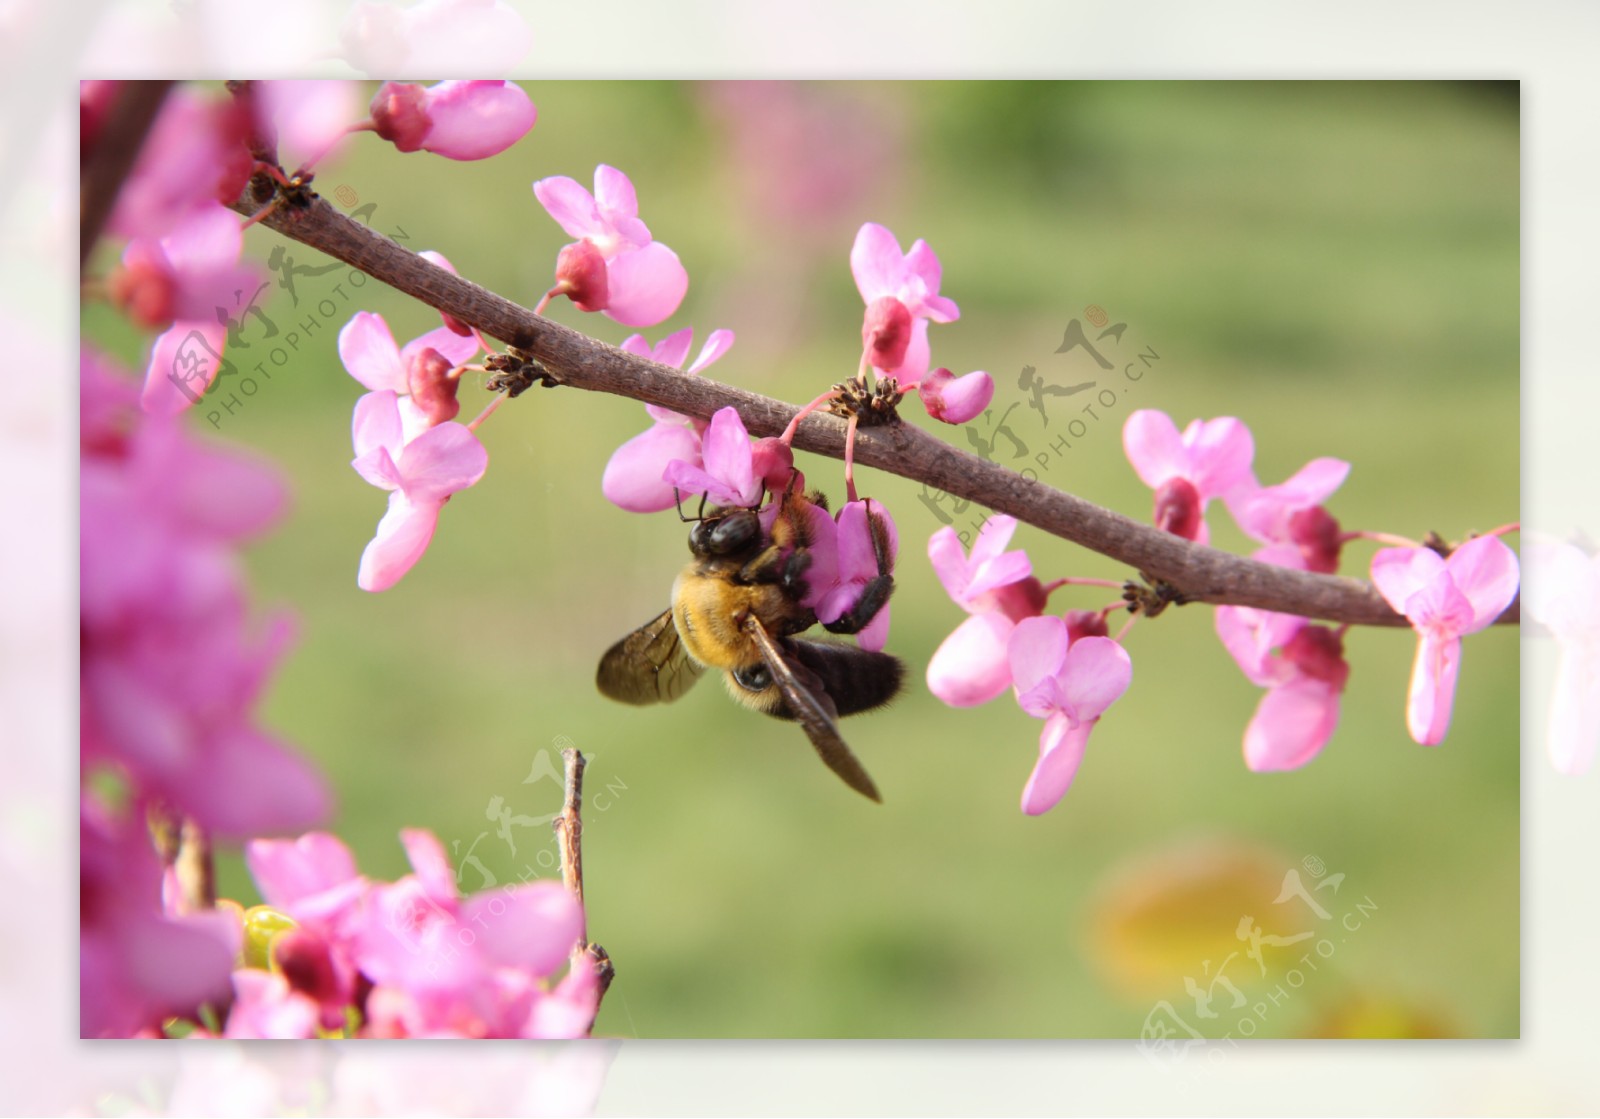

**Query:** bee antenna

left=673, top=488, right=691, bottom=523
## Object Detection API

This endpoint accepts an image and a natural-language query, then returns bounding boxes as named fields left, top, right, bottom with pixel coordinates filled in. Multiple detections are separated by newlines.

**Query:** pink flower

left=224, top=970, right=320, bottom=1039
left=339, top=309, right=481, bottom=435
left=370, top=81, right=536, bottom=161
left=533, top=165, right=689, bottom=328
left=350, top=390, right=489, bottom=591
left=813, top=500, right=899, bottom=652
left=1225, top=457, right=1350, bottom=572
left=121, top=204, right=262, bottom=417
left=850, top=222, right=960, bottom=379
left=919, top=367, right=995, bottom=425
left=1522, top=535, right=1600, bottom=774
left=1007, top=615, right=1133, bottom=815
left=1123, top=410, right=1255, bottom=545
left=926, top=516, right=1042, bottom=707
left=340, top=0, right=534, bottom=75
left=254, top=80, right=361, bottom=171
left=601, top=328, right=734, bottom=513
left=1371, top=535, right=1521, bottom=745
left=1240, top=626, right=1349, bottom=771
left=105, top=88, right=252, bottom=241
left=661, top=406, right=762, bottom=509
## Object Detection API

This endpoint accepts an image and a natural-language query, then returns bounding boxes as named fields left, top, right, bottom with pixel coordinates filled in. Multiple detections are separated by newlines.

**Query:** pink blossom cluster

left=1122, top=408, right=1518, bottom=766
left=80, top=349, right=332, bottom=1036
left=227, top=830, right=595, bottom=1039
left=925, top=516, right=1133, bottom=814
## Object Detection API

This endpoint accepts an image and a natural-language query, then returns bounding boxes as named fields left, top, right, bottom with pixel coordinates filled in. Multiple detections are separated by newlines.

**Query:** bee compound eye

left=707, top=511, right=760, bottom=555
left=733, top=663, right=772, bottom=692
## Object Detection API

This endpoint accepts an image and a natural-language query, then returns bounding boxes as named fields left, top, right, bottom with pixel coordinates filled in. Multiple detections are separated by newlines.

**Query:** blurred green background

left=85, top=80, right=1519, bottom=1038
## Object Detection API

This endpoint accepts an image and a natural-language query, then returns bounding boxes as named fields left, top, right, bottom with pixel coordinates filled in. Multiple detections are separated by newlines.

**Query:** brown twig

left=227, top=187, right=1519, bottom=629
left=553, top=748, right=616, bottom=1019
left=80, top=81, right=174, bottom=266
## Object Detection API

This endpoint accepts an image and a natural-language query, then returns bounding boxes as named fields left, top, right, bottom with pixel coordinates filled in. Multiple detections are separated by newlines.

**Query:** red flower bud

left=272, top=928, right=340, bottom=1006
left=554, top=240, right=609, bottom=313
left=974, top=576, right=1049, bottom=624
left=407, top=347, right=460, bottom=426
left=1289, top=505, right=1343, bottom=574
left=1064, top=609, right=1110, bottom=642
left=1153, top=476, right=1203, bottom=541
left=108, top=258, right=175, bottom=329
left=1283, top=625, right=1349, bottom=689
left=750, top=437, right=797, bottom=495
left=862, top=295, right=912, bottom=371
left=368, top=81, right=431, bottom=153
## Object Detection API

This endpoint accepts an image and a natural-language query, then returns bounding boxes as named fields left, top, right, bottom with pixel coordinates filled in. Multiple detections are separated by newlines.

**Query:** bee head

left=689, top=508, right=762, bottom=558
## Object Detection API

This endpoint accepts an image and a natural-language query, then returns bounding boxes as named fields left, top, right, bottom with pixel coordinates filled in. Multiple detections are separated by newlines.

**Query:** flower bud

left=919, top=367, right=995, bottom=425
left=1152, top=476, right=1203, bottom=541
left=271, top=927, right=341, bottom=1005
left=862, top=295, right=912, bottom=371
left=973, top=575, right=1049, bottom=624
left=368, top=81, right=430, bottom=152
left=553, top=240, right=609, bottom=313
left=1289, top=505, right=1343, bottom=574
left=407, top=347, right=461, bottom=426
left=750, top=437, right=797, bottom=496
left=1283, top=625, right=1349, bottom=688
left=1064, top=609, right=1110, bottom=643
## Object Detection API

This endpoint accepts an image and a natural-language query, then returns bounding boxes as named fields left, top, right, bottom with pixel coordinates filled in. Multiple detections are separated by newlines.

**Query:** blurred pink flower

left=1371, top=535, right=1520, bottom=745
left=533, top=165, right=689, bottom=328
left=224, top=969, right=320, bottom=1039
left=1522, top=535, right=1600, bottom=774
left=813, top=499, right=899, bottom=652
left=601, top=328, right=734, bottom=513
left=370, top=80, right=536, bottom=161
left=850, top=221, right=960, bottom=379
left=1123, top=410, right=1254, bottom=545
left=1007, top=615, right=1133, bottom=815
left=104, top=87, right=251, bottom=241
left=340, top=0, right=534, bottom=75
left=918, top=366, right=994, bottom=425
left=254, top=80, right=361, bottom=170
left=926, top=515, right=1043, bottom=707
left=661, top=405, right=762, bottom=509
left=350, top=389, right=489, bottom=591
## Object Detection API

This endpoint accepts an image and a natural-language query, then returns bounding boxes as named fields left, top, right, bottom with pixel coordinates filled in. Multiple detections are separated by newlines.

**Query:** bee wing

left=597, top=609, right=706, bottom=705
left=742, top=615, right=883, bottom=803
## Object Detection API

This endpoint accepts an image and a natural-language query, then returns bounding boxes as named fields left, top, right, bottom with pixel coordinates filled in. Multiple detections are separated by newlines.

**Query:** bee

left=596, top=489, right=903, bottom=801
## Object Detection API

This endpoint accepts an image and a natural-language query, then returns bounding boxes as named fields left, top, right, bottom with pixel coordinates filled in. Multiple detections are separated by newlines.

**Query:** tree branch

left=228, top=187, right=1518, bottom=629
left=553, top=748, right=615, bottom=1020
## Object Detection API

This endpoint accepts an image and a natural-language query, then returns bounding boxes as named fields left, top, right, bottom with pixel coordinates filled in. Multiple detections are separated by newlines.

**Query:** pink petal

left=400, top=828, right=459, bottom=905
left=1008, top=615, right=1069, bottom=698
left=1403, top=568, right=1476, bottom=635
left=1370, top=546, right=1446, bottom=614
left=1550, top=645, right=1600, bottom=775
left=603, top=242, right=689, bottom=328
left=928, top=526, right=972, bottom=603
left=258, top=80, right=360, bottom=167
left=1186, top=417, right=1255, bottom=497
left=246, top=833, right=360, bottom=909
left=159, top=202, right=243, bottom=275
left=927, top=613, right=1015, bottom=707
left=1122, top=410, right=1187, bottom=489
left=351, top=389, right=404, bottom=464
left=1244, top=676, right=1340, bottom=771
left=1445, top=535, right=1521, bottom=631
left=394, top=421, right=489, bottom=501
left=923, top=368, right=993, bottom=425
left=1058, top=636, right=1134, bottom=721
left=593, top=164, right=641, bottom=225
left=968, top=514, right=1021, bottom=570
left=855, top=606, right=892, bottom=653
left=419, top=80, right=536, bottom=160
left=602, top=422, right=702, bottom=513
left=182, top=727, right=334, bottom=839
left=650, top=326, right=695, bottom=370
left=1273, top=457, right=1350, bottom=507
left=692, top=406, right=759, bottom=505
left=142, top=321, right=228, bottom=416
left=1215, top=604, right=1303, bottom=687
left=884, top=316, right=931, bottom=380
left=399, top=323, right=481, bottom=371
left=1021, top=715, right=1093, bottom=816
left=339, top=312, right=407, bottom=392
left=533, top=176, right=602, bottom=240
left=225, top=971, right=320, bottom=1039
left=849, top=222, right=903, bottom=303
left=358, top=492, right=443, bottom=592
left=688, top=328, right=736, bottom=374
left=902, top=239, right=959, bottom=322
left=1407, top=632, right=1461, bottom=745
left=461, top=881, right=584, bottom=978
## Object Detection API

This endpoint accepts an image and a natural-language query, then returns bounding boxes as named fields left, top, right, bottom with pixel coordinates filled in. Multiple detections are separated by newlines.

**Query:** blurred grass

left=84, top=81, right=1518, bottom=1038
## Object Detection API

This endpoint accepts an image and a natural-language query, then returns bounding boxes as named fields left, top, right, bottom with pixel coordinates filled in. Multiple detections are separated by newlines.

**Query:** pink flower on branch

left=926, top=515, right=1043, bottom=707
left=1123, top=409, right=1254, bottom=545
left=1224, top=456, right=1351, bottom=572
left=601, top=328, right=734, bottom=513
left=350, top=390, right=488, bottom=592
left=533, top=165, right=689, bottom=328
left=1371, top=535, right=1520, bottom=746
left=813, top=499, right=900, bottom=653
left=662, top=406, right=763, bottom=509
left=1008, top=615, right=1133, bottom=816
left=369, top=80, right=536, bottom=161
left=918, top=366, right=994, bottom=426
left=339, top=309, right=481, bottom=435
left=850, top=221, right=960, bottom=379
